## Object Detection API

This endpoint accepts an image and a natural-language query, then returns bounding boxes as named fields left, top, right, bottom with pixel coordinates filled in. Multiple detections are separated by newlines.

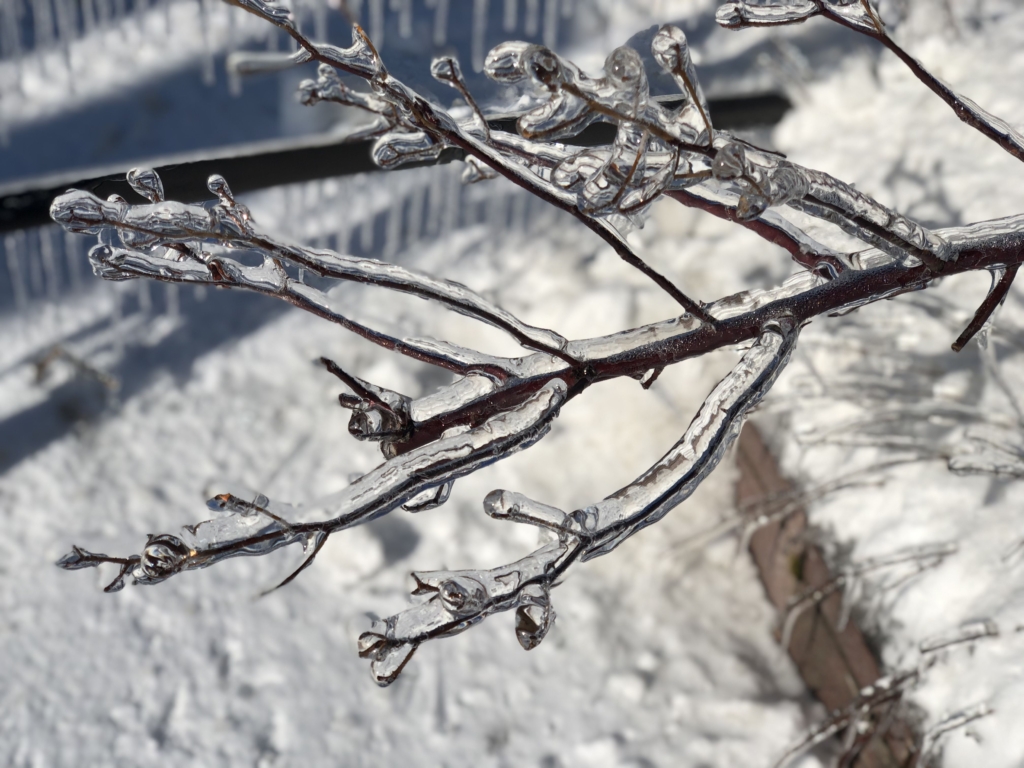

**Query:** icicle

left=406, top=182, right=425, bottom=247
left=40, top=227, right=60, bottom=303
left=391, top=0, right=411, bottom=38
left=402, top=481, right=453, bottom=512
left=64, top=230, right=82, bottom=292
left=95, top=0, right=112, bottom=27
left=0, top=0, right=24, bottom=62
left=471, top=0, right=488, bottom=73
left=31, top=0, right=55, bottom=50
left=165, top=282, right=179, bottom=319
left=542, top=0, right=557, bottom=49
left=502, top=0, right=515, bottom=31
left=359, top=217, right=374, bottom=253
left=524, top=0, right=538, bottom=36
left=4, top=234, right=29, bottom=310
left=382, top=200, right=401, bottom=259
left=312, top=0, right=326, bottom=39
left=432, top=0, right=448, bottom=46
left=368, top=0, right=383, bottom=48
left=197, top=0, right=215, bottom=85
left=24, top=230, right=43, bottom=297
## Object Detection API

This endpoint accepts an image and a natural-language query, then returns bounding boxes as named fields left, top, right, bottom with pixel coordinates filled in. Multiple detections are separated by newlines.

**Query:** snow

left=0, top=186, right=817, bottom=765
left=6, top=0, right=1024, bottom=764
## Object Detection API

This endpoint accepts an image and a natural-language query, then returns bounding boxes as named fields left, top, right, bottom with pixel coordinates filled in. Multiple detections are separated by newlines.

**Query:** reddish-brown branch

left=952, top=264, right=1020, bottom=352
left=667, top=189, right=848, bottom=277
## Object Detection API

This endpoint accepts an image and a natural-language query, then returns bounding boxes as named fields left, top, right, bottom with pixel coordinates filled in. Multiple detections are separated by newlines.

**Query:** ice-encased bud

left=515, top=584, right=554, bottom=650
left=552, top=149, right=610, bottom=191
left=136, top=534, right=190, bottom=584
left=126, top=168, right=165, bottom=203
left=650, top=25, right=692, bottom=76
left=712, top=143, right=747, bottom=181
left=737, top=193, right=769, bottom=221
left=88, top=244, right=135, bottom=281
left=233, top=0, right=295, bottom=30
left=340, top=23, right=383, bottom=78
left=461, top=156, right=498, bottom=184
left=369, top=642, right=417, bottom=686
left=430, top=56, right=463, bottom=86
left=605, top=46, right=645, bottom=88
left=484, top=41, right=532, bottom=83
left=517, top=91, right=593, bottom=140
left=371, top=129, right=442, bottom=169
left=207, top=174, right=236, bottom=206
left=438, top=575, right=488, bottom=618
left=50, top=189, right=125, bottom=234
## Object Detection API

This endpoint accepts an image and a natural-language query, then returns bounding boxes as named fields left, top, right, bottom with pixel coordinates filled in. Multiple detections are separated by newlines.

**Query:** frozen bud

left=50, top=189, right=125, bottom=234
left=371, top=129, right=442, bottom=169
left=712, top=143, right=748, bottom=181
left=438, top=575, right=488, bottom=618
left=650, top=25, right=692, bottom=74
left=207, top=174, right=236, bottom=206
left=126, top=168, right=165, bottom=203
left=736, top=193, right=769, bottom=221
left=357, top=630, right=388, bottom=658
left=136, top=534, right=190, bottom=584
left=368, top=642, right=417, bottom=687
left=521, top=45, right=568, bottom=87
left=604, top=46, right=644, bottom=87
left=484, top=41, right=540, bottom=84
left=430, top=56, right=463, bottom=86
left=462, top=156, right=499, bottom=184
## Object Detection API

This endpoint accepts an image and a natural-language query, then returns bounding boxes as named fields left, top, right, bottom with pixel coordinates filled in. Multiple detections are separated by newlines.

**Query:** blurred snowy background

left=4, top=0, right=1024, bottom=765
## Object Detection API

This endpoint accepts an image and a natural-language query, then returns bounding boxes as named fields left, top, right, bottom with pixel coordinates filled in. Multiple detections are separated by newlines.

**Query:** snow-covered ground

left=5, top=0, right=1024, bottom=766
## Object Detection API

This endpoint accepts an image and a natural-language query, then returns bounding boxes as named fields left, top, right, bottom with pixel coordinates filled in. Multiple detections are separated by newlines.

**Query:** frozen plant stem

left=49, top=0, right=1024, bottom=688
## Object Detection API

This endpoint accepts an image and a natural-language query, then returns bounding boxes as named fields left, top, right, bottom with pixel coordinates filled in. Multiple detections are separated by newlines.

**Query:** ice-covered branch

left=358, top=321, right=798, bottom=684
left=717, top=0, right=1024, bottom=164
left=57, top=379, right=568, bottom=593
left=223, top=2, right=716, bottom=321
left=50, top=173, right=575, bottom=365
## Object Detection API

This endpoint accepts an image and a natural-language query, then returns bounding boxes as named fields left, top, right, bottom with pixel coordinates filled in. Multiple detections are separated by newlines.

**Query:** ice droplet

left=515, top=583, right=554, bottom=650
left=369, top=642, right=417, bottom=686
left=126, top=168, right=165, bottom=203
left=438, top=575, right=488, bottom=618
left=402, top=481, right=453, bottom=512
left=137, top=534, right=190, bottom=585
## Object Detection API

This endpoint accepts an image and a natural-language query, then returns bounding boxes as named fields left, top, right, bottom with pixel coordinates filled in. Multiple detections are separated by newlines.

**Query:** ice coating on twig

left=579, top=319, right=799, bottom=558
left=770, top=669, right=920, bottom=768
left=57, top=380, right=569, bottom=594
left=716, top=1, right=819, bottom=30
left=780, top=541, right=959, bottom=649
left=919, top=703, right=994, bottom=762
left=356, top=322, right=797, bottom=684
left=50, top=173, right=572, bottom=361
left=919, top=619, right=1000, bottom=654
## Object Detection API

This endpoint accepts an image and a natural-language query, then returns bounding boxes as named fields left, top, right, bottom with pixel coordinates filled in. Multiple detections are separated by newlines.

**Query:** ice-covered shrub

left=49, top=0, right=1024, bottom=706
